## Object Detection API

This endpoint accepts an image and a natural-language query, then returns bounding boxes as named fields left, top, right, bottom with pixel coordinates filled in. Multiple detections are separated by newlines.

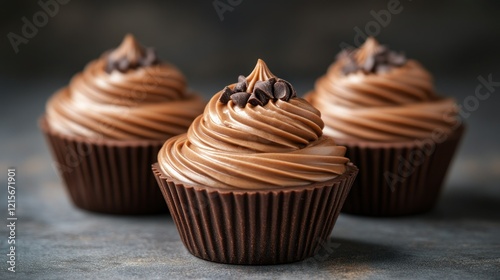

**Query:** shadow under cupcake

left=40, top=34, right=205, bottom=214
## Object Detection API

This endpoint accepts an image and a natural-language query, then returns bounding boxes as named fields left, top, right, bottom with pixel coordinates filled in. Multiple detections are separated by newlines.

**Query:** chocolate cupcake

left=40, top=34, right=205, bottom=214
left=306, top=37, right=464, bottom=216
left=152, top=59, right=358, bottom=264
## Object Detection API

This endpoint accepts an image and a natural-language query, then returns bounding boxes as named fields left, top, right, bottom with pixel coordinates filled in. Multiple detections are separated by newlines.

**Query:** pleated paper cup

left=340, top=124, right=465, bottom=216
left=152, top=163, right=358, bottom=265
left=40, top=116, right=168, bottom=215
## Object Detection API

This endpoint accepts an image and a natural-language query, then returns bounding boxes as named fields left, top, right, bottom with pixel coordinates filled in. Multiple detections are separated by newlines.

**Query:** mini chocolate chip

left=105, top=61, right=115, bottom=73
left=117, top=58, right=131, bottom=72
left=253, top=86, right=273, bottom=99
left=280, top=79, right=297, bottom=99
left=230, top=92, right=250, bottom=107
left=273, top=81, right=290, bottom=100
left=248, top=93, right=263, bottom=106
left=234, top=83, right=247, bottom=92
left=219, top=86, right=234, bottom=104
left=254, top=79, right=274, bottom=99
left=290, top=88, right=297, bottom=98
left=362, top=55, right=375, bottom=72
left=142, top=48, right=158, bottom=66
left=256, top=89, right=270, bottom=105
left=234, top=75, right=248, bottom=92
left=375, top=65, right=392, bottom=74
left=388, top=51, right=406, bottom=66
left=374, top=53, right=388, bottom=64
left=342, top=61, right=359, bottom=75
left=377, top=46, right=388, bottom=55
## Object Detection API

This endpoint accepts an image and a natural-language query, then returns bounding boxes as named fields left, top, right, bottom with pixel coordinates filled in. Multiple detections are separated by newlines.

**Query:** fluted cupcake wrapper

left=152, top=163, right=358, bottom=265
left=340, top=124, right=465, bottom=216
left=40, top=116, right=168, bottom=215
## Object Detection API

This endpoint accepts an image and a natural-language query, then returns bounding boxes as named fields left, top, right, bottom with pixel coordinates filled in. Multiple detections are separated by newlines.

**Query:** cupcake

left=40, top=34, right=205, bottom=214
left=152, top=59, right=358, bottom=264
left=306, top=37, right=464, bottom=216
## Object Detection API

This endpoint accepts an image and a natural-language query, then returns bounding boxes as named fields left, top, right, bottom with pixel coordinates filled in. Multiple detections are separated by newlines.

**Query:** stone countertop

left=0, top=81, right=499, bottom=279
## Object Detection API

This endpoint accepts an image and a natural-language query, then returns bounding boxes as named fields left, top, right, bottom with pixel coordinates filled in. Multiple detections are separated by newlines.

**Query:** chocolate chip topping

left=230, top=92, right=251, bottom=107
left=218, top=60, right=297, bottom=107
left=105, top=34, right=159, bottom=73
left=339, top=37, right=407, bottom=75
left=254, top=78, right=276, bottom=99
left=273, top=81, right=290, bottom=100
left=219, top=77, right=296, bottom=107
left=234, top=75, right=248, bottom=92
left=219, top=86, right=233, bottom=104
left=248, top=93, right=264, bottom=106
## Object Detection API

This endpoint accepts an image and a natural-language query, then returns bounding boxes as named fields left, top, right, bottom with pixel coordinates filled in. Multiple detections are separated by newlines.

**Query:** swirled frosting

left=46, top=34, right=205, bottom=140
left=158, top=59, right=349, bottom=190
left=307, top=37, right=458, bottom=142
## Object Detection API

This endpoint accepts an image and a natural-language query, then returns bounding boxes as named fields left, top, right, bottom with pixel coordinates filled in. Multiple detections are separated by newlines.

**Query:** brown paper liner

left=339, top=124, right=465, bottom=216
left=40, top=116, right=168, bottom=215
left=152, top=163, right=358, bottom=265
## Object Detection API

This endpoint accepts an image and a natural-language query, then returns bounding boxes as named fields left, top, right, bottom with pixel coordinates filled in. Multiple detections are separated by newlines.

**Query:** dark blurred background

left=1, top=0, right=500, bottom=87
left=1, top=0, right=499, bottom=180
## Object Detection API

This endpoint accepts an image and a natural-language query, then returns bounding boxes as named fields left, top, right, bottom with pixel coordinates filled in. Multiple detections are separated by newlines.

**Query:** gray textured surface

left=0, top=81, right=499, bottom=279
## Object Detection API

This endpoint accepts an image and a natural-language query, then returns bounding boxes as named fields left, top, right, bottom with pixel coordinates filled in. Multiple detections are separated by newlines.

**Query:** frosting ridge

left=308, top=37, right=458, bottom=142
left=158, top=60, right=349, bottom=189
left=46, top=34, right=205, bottom=140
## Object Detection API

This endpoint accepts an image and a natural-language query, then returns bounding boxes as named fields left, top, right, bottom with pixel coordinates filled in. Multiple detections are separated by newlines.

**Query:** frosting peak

left=339, top=36, right=407, bottom=75
left=354, top=37, right=380, bottom=65
left=106, top=34, right=158, bottom=73
left=245, top=59, right=277, bottom=92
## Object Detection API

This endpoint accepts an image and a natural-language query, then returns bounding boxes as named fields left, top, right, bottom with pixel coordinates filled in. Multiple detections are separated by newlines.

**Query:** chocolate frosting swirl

left=307, top=37, right=458, bottom=142
left=46, top=34, right=205, bottom=140
left=158, top=60, right=349, bottom=189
